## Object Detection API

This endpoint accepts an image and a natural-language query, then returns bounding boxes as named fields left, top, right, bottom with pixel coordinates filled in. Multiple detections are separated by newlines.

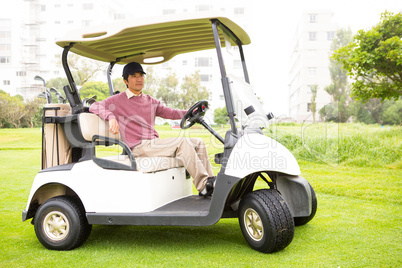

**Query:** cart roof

left=56, top=12, right=251, bottom=65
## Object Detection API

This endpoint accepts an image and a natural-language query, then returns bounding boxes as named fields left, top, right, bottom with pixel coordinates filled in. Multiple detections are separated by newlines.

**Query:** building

left=0, top=1, right=34, bottom=96
left=288, top=11, right=337, bottom=122
left=0, top=0, right=129, bottom=98
left=1, top=0, right=248, bottom=125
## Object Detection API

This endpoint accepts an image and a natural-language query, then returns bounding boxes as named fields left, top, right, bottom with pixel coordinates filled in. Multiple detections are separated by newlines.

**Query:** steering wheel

left=180, top=100, right=209, bottom=129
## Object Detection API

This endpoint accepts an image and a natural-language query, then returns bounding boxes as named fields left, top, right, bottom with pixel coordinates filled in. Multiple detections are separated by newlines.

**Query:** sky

left=245, top=0, right=401, bottom=116
left=118, top=0, right=401, bottom=116
left=2, top=0, right=401, bottom=116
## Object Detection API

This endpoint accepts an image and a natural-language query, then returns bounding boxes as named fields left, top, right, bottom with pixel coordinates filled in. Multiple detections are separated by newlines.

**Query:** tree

left=47, top=77, right=69, bottom=91
left=333, top=12, right=402, bottom=102
left=350, top=98, right=383, bottom=124
left=66, top=53, right=103, bottom=86
left=323, top=28, right=354, bottom=122
left=214, top=107, right=228, bottom=125
left=0, top=91, right=25, bottom=128
left=79, top=81, right=109, bottom=101
left=310, top=85, right=318, bottom=123
left=112, top=77, right=126, bottom=93
left=143, top=66, right=158, bottom=96
left=179, top=71, right=209, bottom=110
left=20, top=98, right=45, bottom=128
left=157, top=72, right=179, bottom=107
left=381, top=99, right=402, bottom=125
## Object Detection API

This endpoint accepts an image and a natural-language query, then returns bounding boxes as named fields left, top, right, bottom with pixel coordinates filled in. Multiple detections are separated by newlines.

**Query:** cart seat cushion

left=79, top=113, right=121, bottom=141
left=103, top=155, right=183, bottom=173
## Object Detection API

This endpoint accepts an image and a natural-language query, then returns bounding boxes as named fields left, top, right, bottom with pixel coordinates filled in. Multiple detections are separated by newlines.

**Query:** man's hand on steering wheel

left=180, top=100, right=209, bottom=129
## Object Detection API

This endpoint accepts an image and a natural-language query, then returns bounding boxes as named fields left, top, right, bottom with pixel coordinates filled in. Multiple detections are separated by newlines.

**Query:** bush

left=266, top=122, right=402, bottom=168
left=382, top=99, right=402, bottom=125
left=0, top=91, right=45, bottom=128
left=214, top=107, right=228, bottom=125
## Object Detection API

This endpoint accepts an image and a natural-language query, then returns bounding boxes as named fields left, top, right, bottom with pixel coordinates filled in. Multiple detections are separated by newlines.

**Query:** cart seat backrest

left=79, top=113, right=121, bottom=142
left=77, top=112, right=184, bottom=173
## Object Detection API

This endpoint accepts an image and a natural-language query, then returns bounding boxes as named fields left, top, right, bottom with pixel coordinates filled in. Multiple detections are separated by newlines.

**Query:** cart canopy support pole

left=62, top=44, right=84, bottom=114
left=62, top=44, right=78, bottom=94
left=107, top=61, right=117, bottom=96
left=211, top=19, right=237, bottom=135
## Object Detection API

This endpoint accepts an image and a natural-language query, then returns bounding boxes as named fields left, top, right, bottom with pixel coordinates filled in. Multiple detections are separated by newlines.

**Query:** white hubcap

left=43, top=211, right=69, bottom=241
left=244, top=208, right=263, bottom=241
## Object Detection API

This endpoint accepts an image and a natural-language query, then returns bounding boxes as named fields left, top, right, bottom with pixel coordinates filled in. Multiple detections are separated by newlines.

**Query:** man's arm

left=89, top=100, right=119, bottom=134
left=155, top=102, right=187, bottom=120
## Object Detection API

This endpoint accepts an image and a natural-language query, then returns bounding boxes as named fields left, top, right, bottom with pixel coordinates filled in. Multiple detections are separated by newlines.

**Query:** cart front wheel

left=34, top=196, right=91, bottom=250
left=238, top=189, right=294, bottom=253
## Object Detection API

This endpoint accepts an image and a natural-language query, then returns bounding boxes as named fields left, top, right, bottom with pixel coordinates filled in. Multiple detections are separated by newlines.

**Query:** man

left=89, top=62, right=215, bottom=196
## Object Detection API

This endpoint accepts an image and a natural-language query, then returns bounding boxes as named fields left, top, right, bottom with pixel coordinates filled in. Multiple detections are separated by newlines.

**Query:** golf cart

left=22, top=13, right=317, bottom=253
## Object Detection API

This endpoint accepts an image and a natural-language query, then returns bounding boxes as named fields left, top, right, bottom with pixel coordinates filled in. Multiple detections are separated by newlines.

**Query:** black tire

left=34, top=196, right=92, bottom=250
left=294, top=183, right=317, bottom=226
left=238, top=189, right=295, bottom=253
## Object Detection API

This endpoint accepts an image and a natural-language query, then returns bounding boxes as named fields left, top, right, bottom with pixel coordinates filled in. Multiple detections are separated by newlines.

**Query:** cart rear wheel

left=238, top=189, right=294, bottom=253
left=34, top=196, right=91, bottom=250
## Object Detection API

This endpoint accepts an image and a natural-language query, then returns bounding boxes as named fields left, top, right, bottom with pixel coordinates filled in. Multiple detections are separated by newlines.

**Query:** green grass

left=265, top=122, right=402, bottom=168
left=0, top=125, right=401, bottom=267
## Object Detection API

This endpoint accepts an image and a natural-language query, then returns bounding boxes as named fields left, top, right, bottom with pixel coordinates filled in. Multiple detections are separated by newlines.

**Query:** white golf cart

left=22, top=13, right=317, bottom=253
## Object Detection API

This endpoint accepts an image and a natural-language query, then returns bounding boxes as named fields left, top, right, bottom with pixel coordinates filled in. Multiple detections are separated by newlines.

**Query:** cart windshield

left=220, top=32, right=269, bottom=129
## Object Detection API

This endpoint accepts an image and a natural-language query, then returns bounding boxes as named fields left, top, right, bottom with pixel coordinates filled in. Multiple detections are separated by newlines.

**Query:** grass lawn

left=0, top=125, right=401, bottom=267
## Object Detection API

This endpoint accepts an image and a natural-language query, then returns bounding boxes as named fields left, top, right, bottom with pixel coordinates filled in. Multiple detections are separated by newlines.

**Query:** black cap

left=122, top=62, right=146, bottom=76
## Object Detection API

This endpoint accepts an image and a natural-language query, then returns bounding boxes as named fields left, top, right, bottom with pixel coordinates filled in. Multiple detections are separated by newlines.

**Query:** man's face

left=125, top=72, right=145, bottom=93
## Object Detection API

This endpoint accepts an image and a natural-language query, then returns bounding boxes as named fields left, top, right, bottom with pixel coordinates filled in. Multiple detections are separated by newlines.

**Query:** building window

left=0, top=56, right=11, bottom=63
left=307, top=103, right=312, bottom=112
left=309, top=14, right=317, bottom=23
left=163, top=9, right=175, bottom=15
left=114, top=14, right=126, bottom=20
left=182, top=60, right=187, bottom=66
left=3, top=80, right=10, bottom=86
left=307, top=85, right=318, bottom=94
left=195, top=57, right=212, bottom=67
left=82, top=20, right=92, bottom=27
left=308, top=67, right=317, bottom=76
left=16, top=71, right=26, bottom=76
left=196, top=5, right=211, bottom=12
left=83, top=3, right=94, bottom=10
left=219, top=94, right=224, bottom=100
left=0, top=44, right=11, bottom=51
left=327, top=31, right=335, bottom=40
left=234, top=7, right=244, bottom=15
left=200, top=74, right=212, bottom=82
left=309, top=32, right=317, bottom=41
left=40, top=5, right=46, bottom=11
left=0, top=31, right=11, bottom=38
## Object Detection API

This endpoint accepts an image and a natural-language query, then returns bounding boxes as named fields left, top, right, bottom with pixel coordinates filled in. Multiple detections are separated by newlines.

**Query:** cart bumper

left=22, top=210, right=28, bottom=222
left=277, top=175, right=312, bottom=217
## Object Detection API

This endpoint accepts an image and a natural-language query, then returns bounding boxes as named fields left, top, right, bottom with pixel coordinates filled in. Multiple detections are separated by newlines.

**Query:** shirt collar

left=126, top=89, right=142, bottom=99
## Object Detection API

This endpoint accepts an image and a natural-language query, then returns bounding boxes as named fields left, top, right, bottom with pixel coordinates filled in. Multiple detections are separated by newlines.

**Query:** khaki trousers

left=132, top=137, right=214, bottom=191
